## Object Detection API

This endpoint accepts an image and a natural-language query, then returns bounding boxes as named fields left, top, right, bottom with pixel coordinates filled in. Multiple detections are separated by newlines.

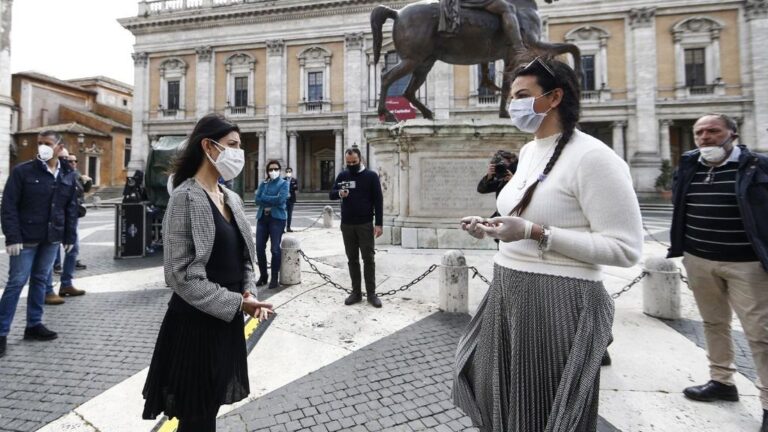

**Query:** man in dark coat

left=0, top=131, right=78, bottom=358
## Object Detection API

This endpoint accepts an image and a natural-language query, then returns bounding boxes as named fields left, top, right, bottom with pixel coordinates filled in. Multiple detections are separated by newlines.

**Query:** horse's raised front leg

left=403, top=60, right=435, bottom=120
left=378, top=58, right=420, bottom=123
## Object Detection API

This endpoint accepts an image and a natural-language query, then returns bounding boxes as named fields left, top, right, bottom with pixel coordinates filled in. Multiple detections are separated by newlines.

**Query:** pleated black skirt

left=453, top=265, right=614, bottom=432
left=142, top=290, right=249, bottom=420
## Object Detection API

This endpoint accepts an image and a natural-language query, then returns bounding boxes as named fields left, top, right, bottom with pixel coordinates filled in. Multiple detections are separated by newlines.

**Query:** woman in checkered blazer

left=142, top=114, right=273, bottom=432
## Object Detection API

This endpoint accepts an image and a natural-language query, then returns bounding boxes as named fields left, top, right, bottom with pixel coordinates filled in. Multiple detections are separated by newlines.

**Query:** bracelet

left=523, top=220, right=533, bottom=240
left=537, top=225, right=551, bottom=259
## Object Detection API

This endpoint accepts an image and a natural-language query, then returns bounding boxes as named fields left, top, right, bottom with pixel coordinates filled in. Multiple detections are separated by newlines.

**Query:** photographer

left=477, top=150, right=518, bottom=217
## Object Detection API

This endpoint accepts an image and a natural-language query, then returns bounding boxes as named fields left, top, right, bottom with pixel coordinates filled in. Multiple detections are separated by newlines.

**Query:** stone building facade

left=119, top=0, right=768, bottom=195
left=0, top=0, right=12, bottom=189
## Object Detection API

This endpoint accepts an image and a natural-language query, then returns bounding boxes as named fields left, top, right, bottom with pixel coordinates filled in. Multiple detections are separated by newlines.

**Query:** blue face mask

left=506, top=90, right=554, bottom=133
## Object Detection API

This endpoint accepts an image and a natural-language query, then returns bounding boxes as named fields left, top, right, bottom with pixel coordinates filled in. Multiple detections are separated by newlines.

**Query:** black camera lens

left=494, top=163, right=508, bottom=179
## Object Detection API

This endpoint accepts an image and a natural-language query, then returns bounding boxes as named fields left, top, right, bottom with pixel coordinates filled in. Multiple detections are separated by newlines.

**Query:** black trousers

left=177, top=415, right=215, bottom=432
left=340, top=222, right=376, bottom=294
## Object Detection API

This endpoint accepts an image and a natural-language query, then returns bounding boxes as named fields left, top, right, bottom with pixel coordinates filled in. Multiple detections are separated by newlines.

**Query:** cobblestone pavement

left=0, top=289, right=169, bottom=432
left=217, top=313, right=620, bottom=432
left=663, top=318, right=757, bottom=383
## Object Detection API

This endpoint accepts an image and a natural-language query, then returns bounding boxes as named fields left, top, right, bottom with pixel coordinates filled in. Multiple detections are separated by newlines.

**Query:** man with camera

left=330, top=148, right=384, bottom=308
left=477, top=150, right=518, bottom=213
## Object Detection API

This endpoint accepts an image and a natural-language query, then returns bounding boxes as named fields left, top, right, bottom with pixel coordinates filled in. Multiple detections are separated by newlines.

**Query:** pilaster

left=128, top=52, right=149, bottom=173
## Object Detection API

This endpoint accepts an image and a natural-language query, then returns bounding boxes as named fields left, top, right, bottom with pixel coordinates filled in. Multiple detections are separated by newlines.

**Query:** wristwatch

left=537, top=225, right=551, bottom=259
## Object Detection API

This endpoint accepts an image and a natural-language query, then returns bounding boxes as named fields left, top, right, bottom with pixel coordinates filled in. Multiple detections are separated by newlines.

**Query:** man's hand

left=460, top=216, right=487, bottom=240
left=64, top=244, right=74, bottom=253
left=503, top=170, right=513, bottom=182
left=476, top=216, right=530, bottom=243
left=6, top=244, right=23, bottom=256
left=339, top=189, right=349, bottom=198
left=486, top=164, right=496, bottom=180
left=374, top=226, right=383, bottom=238
left=242, top=291, right=274, bottom=320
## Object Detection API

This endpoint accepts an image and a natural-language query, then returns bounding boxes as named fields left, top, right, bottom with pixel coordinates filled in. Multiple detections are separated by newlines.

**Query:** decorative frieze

left=745, top=0, right=768, bottom=20
left=266, top=39, right=284, bottom=56
left=345, top=32, right=364, bottom=50
left=629, top=7, right=656, bottom=29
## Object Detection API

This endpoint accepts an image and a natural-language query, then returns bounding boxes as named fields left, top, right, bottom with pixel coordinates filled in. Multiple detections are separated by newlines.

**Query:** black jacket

left=1, top=158, right=79, bottom=245
left=329, top=168, right=383, bottom=226
left=285, top=176, right=298, bottom=203
left=667, top=145, right=768, bottom=271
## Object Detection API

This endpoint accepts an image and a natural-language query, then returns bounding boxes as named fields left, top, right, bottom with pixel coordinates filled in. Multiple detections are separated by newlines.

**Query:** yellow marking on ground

left=244, top=317, right=260, bottom=339
left=157, top=417, right=178, bottom=432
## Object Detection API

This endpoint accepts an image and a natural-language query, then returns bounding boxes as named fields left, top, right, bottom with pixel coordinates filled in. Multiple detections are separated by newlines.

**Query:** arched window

left=671, top=16, right=726, bottom=98
left=159, top=58, right=187, bottom=119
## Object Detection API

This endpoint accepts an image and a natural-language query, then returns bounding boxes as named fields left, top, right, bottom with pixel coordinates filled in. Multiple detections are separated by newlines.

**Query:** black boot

left=268, top=271, right=280, bottom=289
left=345, top=291, right=362, bottom=305
left=256, top=275, right=268, bottom=287
left=0, top=336, right=6, bottom=358
left=345, top=263, right=362, bottom=305
left=761, top=409, right=767, bottom=432
left=683, top=380, right=739, bottom=402
left=366, top=290, right=382, bottom=308
left=23, top=324, right=58, bottom=341
left=601, top=351, right=611, bottom=366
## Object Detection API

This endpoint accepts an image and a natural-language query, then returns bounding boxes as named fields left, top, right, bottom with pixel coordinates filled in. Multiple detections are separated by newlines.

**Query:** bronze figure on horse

left=371, top=0, right=580, bottom=123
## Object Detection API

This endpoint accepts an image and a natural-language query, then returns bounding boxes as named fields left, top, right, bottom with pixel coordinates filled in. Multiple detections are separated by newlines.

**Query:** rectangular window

left=581, top=55, right=596, bottom=91
left=88, top=156, right=99, bottom=186
left=124, top=138, right=131, bottom=168
left=234, top=76, right=248, bottom=107
left=477, top=62, right=497, bottom=97
left=385, top=52, right=410, bottom=97
left=685, top=48, right=706, bottom=87
left=167, top=80, right=180, bottom=110
left=307, top=72, right=323, bottom=102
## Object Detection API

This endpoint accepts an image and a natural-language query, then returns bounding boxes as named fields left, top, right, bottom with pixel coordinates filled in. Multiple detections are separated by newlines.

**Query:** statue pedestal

left=366, top=119, right=530, bottom=249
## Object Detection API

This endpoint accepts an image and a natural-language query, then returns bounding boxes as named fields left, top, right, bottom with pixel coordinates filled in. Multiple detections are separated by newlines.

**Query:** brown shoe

left=45, top=293, right=65, bottom=305
left=59, top=286, right=85, bottom=297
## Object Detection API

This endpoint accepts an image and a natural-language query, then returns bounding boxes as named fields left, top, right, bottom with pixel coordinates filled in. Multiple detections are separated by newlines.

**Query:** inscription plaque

left=419, top=158, right=495, bottom=212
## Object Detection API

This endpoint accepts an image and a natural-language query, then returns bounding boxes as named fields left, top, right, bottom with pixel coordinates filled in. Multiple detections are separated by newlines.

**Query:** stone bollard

left=439, top=250, right=468, bottom=313
left=322, top=206, right=334, bottom=228
left=280, top=235, right=301, bottom=286
left=642, top=257, right=682, bottom=320
left=92, top=196, right=102, bottom=209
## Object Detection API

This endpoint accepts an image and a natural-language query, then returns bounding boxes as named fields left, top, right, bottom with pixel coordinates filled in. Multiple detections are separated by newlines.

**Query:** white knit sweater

left=495, top=129, right=643, bottom=281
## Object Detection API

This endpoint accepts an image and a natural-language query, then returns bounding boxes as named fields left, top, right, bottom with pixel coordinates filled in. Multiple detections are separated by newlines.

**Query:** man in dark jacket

left=667, top=114, right=768, bottom=430
left=330, top=148, right=384, bottom=308
left=284, top=167, right=298, bottom=232
left=0, top=131, right=78, bottom=358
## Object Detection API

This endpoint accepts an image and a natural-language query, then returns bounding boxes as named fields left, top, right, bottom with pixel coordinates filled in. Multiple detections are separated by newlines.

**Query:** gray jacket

left=163, top=178, right=257, bottom=321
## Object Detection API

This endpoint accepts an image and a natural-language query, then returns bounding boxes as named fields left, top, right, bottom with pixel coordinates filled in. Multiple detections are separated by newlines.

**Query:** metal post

left=642, top=256, right=682, bottom=319
left=279, top=235, right=301, bottom=286
left=439, top=250, right=468, bottom=313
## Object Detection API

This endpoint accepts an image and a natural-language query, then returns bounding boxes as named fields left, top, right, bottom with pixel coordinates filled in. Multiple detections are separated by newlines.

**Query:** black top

left=205, top=195, right=246, bottom=287
left=683, top=161, right=757, bottom=262
left=329, top=168, right=384, bottom=226
left=286, top=176, right=299, bottom=203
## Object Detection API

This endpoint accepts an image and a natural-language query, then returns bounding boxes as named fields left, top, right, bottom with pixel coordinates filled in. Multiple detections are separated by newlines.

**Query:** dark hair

left=265, top=159, right=281, bottom=179
left=491, top=150, right=517, bottom=164
left=172, top=113, right=240, bottom=188
left=702, top=113, right=738, bottom=134
left=285, top=167, right=293, bottom=172
left=38, top=130, right=63, bottom=144
left=345, top=147, right=362, bottom=159
left=507, top=56, right=581, bottom=216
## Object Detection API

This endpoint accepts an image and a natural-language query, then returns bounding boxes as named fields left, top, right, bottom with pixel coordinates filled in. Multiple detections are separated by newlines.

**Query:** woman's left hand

left=476, top=216, right=530, bottom=243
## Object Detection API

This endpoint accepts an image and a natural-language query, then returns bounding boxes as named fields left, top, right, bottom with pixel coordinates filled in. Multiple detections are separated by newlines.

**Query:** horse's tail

left=371, top=5, right=397, bottom=65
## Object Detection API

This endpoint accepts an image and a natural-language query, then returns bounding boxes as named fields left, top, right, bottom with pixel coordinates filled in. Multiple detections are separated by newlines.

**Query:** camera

left=338, top=180, right=356, bottom=190
left=494, top=162, right=509, bottom=179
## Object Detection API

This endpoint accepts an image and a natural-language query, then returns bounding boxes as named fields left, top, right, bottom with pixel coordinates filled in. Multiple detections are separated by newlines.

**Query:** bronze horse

left=371, top=0, right=581, bottom=122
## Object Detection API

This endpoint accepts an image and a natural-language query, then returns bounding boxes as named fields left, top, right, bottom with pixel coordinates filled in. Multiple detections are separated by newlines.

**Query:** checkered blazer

left=163, top=178, right=257, bottom=322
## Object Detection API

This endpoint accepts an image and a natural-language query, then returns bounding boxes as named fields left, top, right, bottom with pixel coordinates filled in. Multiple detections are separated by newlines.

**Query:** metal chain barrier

left=642, top=220, right=670, bottom=248
left=295, top=214, right=323, bottom=232
left=380, top=265, right=438, bottom=297
left=610, top=271, right=649, bottom=299
left=680, top=272, right=689, bottom=287
left=468, top=266, right=492, bottom=286
left=298, top=250, right=352, bottom=294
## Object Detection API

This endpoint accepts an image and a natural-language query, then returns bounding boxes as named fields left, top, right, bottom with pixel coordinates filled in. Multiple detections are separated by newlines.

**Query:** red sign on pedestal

left=381, top=96, right=417, bottom=121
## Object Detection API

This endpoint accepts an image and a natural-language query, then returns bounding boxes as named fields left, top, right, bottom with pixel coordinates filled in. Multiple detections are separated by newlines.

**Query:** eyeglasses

left=522, top=56, right=555, bottom=78
left=268, top=169, right=280, bottom=172
left=68, top=160, right=77, bottom=164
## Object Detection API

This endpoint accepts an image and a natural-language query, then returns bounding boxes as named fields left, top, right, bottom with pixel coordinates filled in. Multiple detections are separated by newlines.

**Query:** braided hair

left=508, top=57, right=581, bottom=216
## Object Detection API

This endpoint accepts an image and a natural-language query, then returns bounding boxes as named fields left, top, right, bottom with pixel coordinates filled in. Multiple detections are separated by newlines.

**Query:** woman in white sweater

left=453, top=57, right=643, bottom=431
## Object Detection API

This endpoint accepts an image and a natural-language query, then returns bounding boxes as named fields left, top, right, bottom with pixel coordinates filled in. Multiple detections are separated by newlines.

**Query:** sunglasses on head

left=521, top=56, right=555, bottom=78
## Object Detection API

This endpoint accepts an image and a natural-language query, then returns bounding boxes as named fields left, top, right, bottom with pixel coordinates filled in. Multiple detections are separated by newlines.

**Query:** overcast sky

left=10, top=0, right=137, bottom=85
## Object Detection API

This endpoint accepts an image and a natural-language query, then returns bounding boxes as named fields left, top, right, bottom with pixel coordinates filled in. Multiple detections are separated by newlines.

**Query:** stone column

left=660, top=119, right=672, bottom=162
left=195, top=46, right=212, bottom=118
left=288, top=131, right=298, bottom=177
left=345, top=33, right=364, bottom=147
left=432, top=61, right=452, bottom=120
left=334, top=129, right=344, bottom=175
left=0, top=0, right=14, bottom=188
left=303, top=136, right=311, bottom=190
left=257, top=131, right=266, bottom=184
left=128, top=51, right=149, bottom=173
left=746, top=0, right=768, bottom=152
left=628, top=7, right=660, bottom=192
left=266, top=40, right=285, bottom=161
left=612, top=121, right=626, bottom=161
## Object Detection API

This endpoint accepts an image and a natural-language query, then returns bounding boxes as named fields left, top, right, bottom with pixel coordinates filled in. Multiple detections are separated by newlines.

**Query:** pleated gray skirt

left=453, top=265, right=614, bottom=432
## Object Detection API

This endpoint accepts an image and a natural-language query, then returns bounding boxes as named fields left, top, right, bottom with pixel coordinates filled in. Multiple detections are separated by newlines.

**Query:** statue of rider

left=439, top=0, right=523, bottom=48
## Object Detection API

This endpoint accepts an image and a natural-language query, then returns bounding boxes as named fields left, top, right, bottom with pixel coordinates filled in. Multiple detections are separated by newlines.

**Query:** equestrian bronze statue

left=371, top=0, right=581, bottom=122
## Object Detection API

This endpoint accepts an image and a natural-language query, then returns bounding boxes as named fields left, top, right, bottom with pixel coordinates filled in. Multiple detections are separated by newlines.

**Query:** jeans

left=46, top=239, right=80, bottom=294
left=0, top=242, right=60, bottom=336
left=256, top=214, right=286, bottom=279
left=286, top=200, right=295, bottom=230
left=340, top=222, right=376, bottom=294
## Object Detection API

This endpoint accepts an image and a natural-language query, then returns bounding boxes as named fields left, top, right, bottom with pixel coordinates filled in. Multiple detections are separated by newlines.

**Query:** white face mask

left=699, top=135, right=734, bottom=164
left=507, top=91, right=554, bottom=134
left=206, top=139, right=244, bottom=181
left=268, top=170, right=280, bottom=180
left=285, top=172, right=292, bottom=178
left=38, top=145, right=54, bottom=162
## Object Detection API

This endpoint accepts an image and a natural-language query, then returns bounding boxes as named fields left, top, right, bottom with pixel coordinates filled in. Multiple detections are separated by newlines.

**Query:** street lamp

left=77, top=133, right=85, bottom=153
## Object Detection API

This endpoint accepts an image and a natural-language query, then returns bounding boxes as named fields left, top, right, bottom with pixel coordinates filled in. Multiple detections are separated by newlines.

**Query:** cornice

left=120, top=0, right=409, bottom=35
